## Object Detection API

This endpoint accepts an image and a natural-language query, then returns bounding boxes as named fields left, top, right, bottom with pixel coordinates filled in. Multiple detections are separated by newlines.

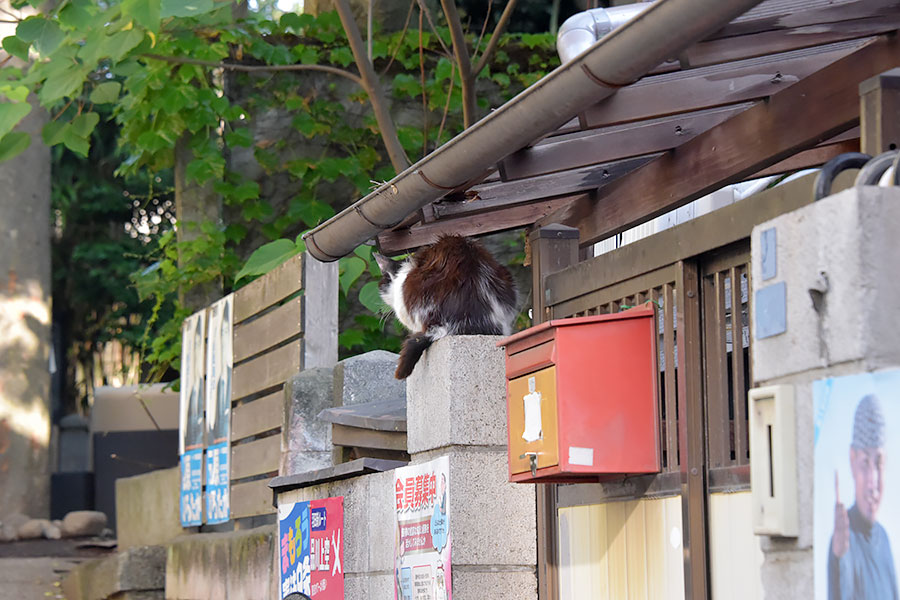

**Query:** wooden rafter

left=538, top=35, right=900, bottom=247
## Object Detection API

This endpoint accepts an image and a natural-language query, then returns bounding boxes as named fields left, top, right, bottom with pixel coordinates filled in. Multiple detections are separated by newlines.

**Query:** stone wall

left=750, top=186, right=900, bottom=598
left=277, top=336, right=537, bottom=599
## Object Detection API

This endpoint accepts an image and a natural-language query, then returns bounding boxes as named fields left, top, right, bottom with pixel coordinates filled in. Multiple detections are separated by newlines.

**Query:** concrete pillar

left=407, top=335, right=538, bottom=600
left=0, top=94, right=51, bottom=519
left=750, top=186, right=900, bottom=598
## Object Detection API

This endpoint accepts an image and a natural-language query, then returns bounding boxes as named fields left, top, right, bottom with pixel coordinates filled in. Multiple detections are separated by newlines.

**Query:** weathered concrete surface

left=282, top=368, right=334, bottom=476
left=0, top=557, right=83, bottom=600
left=116, top=468, right=182, bottom=551
left=62, top=546, right=166, bottom=600
left=165, top=526, right=276, bottom=600
left=406, top=336, right=508, bottom=454
left=278, top=334, right=537, bottom=598
left=332, top=350, right=404, bottom=407
left=752, top=186, right=900, bottom=382
left=750, top=186, right=900, bottom=599
left=0, top=93, right=51, bottom=519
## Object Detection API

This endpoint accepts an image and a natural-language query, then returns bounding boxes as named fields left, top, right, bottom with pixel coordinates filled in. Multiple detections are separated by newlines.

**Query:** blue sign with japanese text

left=180, top=448, right=203, bottom=526
left=206, top=442, right=230, bottom=524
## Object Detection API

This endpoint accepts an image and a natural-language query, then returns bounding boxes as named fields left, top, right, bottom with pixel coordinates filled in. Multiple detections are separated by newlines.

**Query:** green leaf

left=435, top=57, right=453, bottom=81
left=71, top=112, right=99, bottom=137
left=224, top=127, right=252, bottom=148
left=122, top=0, right=161, bottom=32
left=0, top=84, right=29, bottom=102
left=41, top=119, right=68, bottom=145
left=38, top=64, right=90, bottom=103
left=359, top=280, right=386, bottom=314
left=339, top=256, right=365, bottom=295
left=235, top=239, right=298, bottom=282
left=62, top=127, right=89, bottom=156
left=0, top=101, right=31, bottom=140
left=58, top=3, right=93, bottom=30
left=161, top=0, right=215, bottom=18
left=280, top=12, right=313, bottom=31
left=2, top=36, right=29, bottom=61
left=338, top=329, right=365, bottom=350
left=0, top=131, right=29, bottom=162
left=328, top=47, right=353, bottom=67
left=89, top=81, right=121, bottom=104
left=16, top=17, right=63, bottom=56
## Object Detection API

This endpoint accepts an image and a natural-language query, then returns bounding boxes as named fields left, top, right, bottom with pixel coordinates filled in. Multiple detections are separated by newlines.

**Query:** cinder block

left=751, top=186, right=900, bottom=383
left=333, top=350, right=405, bottom=407
left=367, top=572, right=395, bottom=598
left=760, top=549, right=813, bottom=600
left=365, top=470, right=396, bottom=572
left=447, top=449, right=536, bottom=565
left=282, top=368, right=335, bottom=476
left=343, top=573, right=367, bottom=600
left=116, top=467, right=183, bottom=551
left=165, top=526, right=275, bottom=600
left=407, top=336, right=508, bottom=454
left=64, top=545, right=166, bottom=600
left=451, top=568, right=537, bottom=600
left=277, top=476, right=370, bottom=575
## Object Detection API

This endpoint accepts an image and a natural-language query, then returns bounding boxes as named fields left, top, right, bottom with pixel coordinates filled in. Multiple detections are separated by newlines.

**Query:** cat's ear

left=373, top=252, right=399, bottom=277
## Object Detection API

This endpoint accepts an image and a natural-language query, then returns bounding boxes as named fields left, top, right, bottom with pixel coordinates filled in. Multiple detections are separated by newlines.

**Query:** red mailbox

left=498, top=305, right=660, bottom=483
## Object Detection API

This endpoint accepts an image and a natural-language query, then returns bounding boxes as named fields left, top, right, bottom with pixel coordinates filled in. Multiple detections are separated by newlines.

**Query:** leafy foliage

left=2, top=2, right=558, bottom=379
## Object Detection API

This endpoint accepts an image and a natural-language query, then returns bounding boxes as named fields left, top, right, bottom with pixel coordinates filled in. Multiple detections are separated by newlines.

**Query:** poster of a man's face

left=814, top=371, right=900, bottom=600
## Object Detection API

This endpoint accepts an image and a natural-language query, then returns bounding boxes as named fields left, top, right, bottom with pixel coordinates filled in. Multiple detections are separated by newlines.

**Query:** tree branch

left=415, top=0, right=452, bottom=58
left=440, top=0, right=475, bottom=127
left=333, top=0, right=411, bottom=173
left=473, top=0, right=519, bottom=76
left=142, top=54, right=364, bottom=86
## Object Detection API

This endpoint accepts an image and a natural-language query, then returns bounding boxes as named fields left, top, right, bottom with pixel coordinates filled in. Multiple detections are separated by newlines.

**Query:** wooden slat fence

left=229, top=252, right=337, bottom=520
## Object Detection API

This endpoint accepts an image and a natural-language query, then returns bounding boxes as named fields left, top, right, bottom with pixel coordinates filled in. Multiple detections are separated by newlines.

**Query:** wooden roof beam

left=537, top=35, right=900, bottom=247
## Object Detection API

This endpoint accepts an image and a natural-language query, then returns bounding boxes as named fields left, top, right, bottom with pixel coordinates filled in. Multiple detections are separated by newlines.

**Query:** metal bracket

left=520, top=452, right=539, bottom=477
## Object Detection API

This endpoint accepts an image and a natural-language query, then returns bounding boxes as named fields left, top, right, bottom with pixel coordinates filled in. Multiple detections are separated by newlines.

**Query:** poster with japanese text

left=279, top=496, right=344, bottom=599
left=205, top=294, right=233, bottom=524
left=179, top=309, right=206, bottom=527
left=814, top=370, right=900, bottom=600
left=394, top=455, right=451, bottom=600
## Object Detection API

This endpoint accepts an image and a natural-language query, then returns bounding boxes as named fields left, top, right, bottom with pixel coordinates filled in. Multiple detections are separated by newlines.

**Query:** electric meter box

left=498, top=306, right=660, bottom=483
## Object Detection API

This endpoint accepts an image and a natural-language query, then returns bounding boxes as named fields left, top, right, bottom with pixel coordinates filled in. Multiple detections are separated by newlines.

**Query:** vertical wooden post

left=301, top=253, right=339, bottom=370
left=530, top=224, right=580, bottom=324
left=676, top=260, right=709, bottom=600
left=528, top=223, right=580, bottom=600
left=859, top=68, right=900, bottom=155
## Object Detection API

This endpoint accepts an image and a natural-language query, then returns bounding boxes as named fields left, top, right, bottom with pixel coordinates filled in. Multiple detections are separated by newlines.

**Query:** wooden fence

left=229, top=252, right=337, bottom=521
left=533, top=172, right=830, bottom=599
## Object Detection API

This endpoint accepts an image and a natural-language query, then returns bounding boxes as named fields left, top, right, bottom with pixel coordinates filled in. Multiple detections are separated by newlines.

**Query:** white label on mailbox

left=522, top=376, right=543, bottom=443
left=569, top=446, right=594, bottom=466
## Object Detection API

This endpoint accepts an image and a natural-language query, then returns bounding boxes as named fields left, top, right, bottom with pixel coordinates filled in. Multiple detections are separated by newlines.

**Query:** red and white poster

left=394, top=456, right=451, bottom=600
left=279, top=495, right=344, bottom=599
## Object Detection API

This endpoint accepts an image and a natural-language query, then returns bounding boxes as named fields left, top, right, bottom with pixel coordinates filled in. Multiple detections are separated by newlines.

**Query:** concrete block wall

left=116, top=467, right=183, bottom=551
left=164, top=526, right=277, bottom=599
left=277, top=336, right=537, bottom=599
left=750, top=186, right=900, bottom=599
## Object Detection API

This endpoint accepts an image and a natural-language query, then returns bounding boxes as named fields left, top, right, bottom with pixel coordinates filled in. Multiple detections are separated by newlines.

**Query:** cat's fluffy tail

left=395, top=327, right=449, bottom=379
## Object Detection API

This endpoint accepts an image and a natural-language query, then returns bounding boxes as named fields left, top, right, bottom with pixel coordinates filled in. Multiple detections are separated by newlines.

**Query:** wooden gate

left=534, top=173, right=822, bottom=599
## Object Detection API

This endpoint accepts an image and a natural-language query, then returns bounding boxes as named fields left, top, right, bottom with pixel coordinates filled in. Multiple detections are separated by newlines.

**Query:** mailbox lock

left=520, top=452, right=539, bottom=476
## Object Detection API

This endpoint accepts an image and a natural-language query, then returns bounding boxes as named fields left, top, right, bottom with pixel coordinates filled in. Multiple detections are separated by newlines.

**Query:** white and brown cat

left=374, top=235, right=517, bottom=379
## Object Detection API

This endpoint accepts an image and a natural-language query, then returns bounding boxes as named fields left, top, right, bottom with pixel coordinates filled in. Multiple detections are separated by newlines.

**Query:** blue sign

left=180, top=448, right=203, bottom=526
left=280, top=501, right=311, bottom=597
left=206, top=442, right=230, bottom=524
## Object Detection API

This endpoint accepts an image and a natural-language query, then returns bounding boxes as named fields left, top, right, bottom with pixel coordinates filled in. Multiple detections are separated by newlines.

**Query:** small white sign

left=522, top=376, right=543, bottom=443
left=568, top=446, right=594, bottom=467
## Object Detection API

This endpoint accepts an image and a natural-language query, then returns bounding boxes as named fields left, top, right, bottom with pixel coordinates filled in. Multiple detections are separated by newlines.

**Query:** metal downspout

left=303, top=0, right=766, bottom=262
left=556, top=3, right=654, bottom=64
